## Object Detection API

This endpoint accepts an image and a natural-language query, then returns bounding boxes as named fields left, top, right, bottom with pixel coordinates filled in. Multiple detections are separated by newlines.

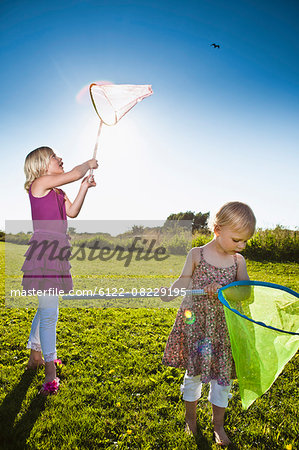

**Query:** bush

left=243, top=227, right=299, bottom=262
left=4, top=226, right=299, bottom=262
left=73, top=235, right=115, bottom=250
left=192, top=232, right=212, bottom=248
left=5, top=232, right=30, bottom=245
left=163, top=233, right=192, bottom=255
left=192, top=227, right=299, bottom=262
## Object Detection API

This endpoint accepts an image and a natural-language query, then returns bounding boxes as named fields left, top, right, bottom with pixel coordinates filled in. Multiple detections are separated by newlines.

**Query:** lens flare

left=76, top=80, right=113, bottom=104
left=196, top=338, right=212, bottom=357
left=184, top=309, right=196, bottom=324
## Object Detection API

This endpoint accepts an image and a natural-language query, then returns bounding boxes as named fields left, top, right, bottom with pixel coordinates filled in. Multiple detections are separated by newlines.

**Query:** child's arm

left=160, top=247, right=199, bottom=301
left=236, top=254, right=250, bottom=281
left=33, top=159, right=98, bottom=195
left=64, top=176, right=96, bottom=218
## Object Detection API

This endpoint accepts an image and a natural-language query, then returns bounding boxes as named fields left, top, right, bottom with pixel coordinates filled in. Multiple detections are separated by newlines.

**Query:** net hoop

left=89, top=83, right=116, bottom=126
left=89, top=83, right=153, bottom=126
left=218, top=280, right=299, bottom=336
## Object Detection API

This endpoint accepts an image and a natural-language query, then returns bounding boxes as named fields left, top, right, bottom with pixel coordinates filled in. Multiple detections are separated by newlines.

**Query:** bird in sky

left=210, top=43, right=220, bottom=48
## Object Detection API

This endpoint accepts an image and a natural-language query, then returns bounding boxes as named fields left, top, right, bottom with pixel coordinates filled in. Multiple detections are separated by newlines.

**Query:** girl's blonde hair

left=213, top=201, right=256, bottom=236
left=24, top=146, right=54, bottom=192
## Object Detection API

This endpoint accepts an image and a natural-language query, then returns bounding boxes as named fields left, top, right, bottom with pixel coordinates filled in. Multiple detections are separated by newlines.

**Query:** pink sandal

left=40, top=377, right=60, bottom=395
left=53, top=359, right=64, bottom=367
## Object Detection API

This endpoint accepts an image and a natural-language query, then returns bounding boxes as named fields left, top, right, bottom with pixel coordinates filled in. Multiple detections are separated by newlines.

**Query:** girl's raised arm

left=32, top=159, right=98, bottom=195
left=64, top=175, right=97, bottom=218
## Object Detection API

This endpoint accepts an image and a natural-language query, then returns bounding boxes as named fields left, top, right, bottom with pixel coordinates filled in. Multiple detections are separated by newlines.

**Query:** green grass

left=0, top=242, right=298, bottom=449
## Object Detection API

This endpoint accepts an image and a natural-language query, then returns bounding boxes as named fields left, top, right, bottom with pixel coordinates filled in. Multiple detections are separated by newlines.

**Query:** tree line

left=165, top=211, right=210, bottom=233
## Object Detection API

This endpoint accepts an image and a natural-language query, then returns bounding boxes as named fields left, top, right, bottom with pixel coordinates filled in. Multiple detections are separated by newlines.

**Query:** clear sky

left=1, top=0, right=298, bottom=231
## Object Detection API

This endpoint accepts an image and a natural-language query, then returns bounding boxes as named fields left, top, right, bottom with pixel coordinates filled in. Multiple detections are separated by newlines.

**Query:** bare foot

left=26, top=361, right=45, bottom=370
left=213, top=426, right=231, bottom=446
left=26, top=350, right=45, bottom=370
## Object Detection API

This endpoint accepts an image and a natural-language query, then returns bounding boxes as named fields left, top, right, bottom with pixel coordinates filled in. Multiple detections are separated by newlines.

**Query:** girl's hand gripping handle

left=204, top=283, right=222, bottom=298
left=88, top=158, right=99, bottom=183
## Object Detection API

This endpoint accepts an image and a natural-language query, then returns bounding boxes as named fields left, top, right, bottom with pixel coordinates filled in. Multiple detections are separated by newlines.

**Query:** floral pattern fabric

left=162, top=247, right=238, bottom=386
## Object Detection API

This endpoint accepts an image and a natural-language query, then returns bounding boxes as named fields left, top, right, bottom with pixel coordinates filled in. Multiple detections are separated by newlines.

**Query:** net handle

left=90, top=120, right=103, bottom=176
left=62, top=289, right=206, bottom=300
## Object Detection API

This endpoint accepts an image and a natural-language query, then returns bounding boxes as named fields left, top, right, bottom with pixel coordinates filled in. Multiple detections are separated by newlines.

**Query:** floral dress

left=162, top=247, right=237, bottom=386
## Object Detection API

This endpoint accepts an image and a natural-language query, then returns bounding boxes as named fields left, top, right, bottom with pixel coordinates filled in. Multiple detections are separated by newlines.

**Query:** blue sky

left=1, top=0, right=298, bottom=231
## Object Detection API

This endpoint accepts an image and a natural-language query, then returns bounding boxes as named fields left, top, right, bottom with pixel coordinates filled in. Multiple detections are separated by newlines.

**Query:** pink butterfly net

left=89, top=83, right=153, bottom=169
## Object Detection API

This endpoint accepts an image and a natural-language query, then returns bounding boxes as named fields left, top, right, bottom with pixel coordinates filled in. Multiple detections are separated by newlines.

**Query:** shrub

left=163, top=233, right=192, bottom=255
left=243, top=227, right=299, bottom=262
left=5, top=232, right=30, bottom=245
left=4, top=226, right=299, bottom=262
left=192, top=227, right=299, bottom=262
left=192, top=232, right=212, bottom=248
left=73, top=235, right=115, bottom=250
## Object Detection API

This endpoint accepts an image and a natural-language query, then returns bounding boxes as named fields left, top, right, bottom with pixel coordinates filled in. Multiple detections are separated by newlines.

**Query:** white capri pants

left=27, top=295, right=59, bottom=362
left=181, top=373, right=232, bottom=408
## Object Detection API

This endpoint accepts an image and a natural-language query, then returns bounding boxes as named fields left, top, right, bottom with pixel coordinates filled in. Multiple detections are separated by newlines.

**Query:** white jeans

left=181, top=373, right=232, bottom=408
left=27, top=295, right=59, bottom=362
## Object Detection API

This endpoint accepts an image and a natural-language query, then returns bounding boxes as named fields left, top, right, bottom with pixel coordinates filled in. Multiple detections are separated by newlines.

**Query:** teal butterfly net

left=219, top=281, right=299, bottom=409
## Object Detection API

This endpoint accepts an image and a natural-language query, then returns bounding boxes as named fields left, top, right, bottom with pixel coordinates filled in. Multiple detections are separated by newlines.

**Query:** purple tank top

left=22, top=185, right=72, bottom=293
left=29, top=185, right=67, bottom=234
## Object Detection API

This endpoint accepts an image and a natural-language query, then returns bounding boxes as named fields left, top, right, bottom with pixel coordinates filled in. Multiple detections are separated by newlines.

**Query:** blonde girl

left=161, top=201, right=256, bottom=446
left=22, top=146, right=98, bottom=394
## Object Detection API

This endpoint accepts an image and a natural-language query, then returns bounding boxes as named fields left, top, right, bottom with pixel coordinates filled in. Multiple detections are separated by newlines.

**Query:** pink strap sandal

left=40, top=377, right=60, bottom=395
left=53, top=359, right=64, bottom=367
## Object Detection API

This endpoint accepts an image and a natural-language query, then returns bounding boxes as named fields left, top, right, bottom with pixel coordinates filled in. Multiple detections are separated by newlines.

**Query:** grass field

left=0, top=242, right=298, bottom=449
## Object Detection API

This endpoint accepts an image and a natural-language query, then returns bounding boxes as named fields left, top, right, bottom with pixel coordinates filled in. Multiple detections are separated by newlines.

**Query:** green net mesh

left=221, top=283, right=299, bottom=409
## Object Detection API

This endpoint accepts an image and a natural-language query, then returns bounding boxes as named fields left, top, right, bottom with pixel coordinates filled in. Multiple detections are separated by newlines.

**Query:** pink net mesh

left=89, top=83, right=153, bottom=126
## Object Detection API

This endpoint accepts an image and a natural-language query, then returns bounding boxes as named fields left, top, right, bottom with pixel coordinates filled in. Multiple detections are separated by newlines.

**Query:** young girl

left=22, top=146, right=98, bottom=394
left=161, top=201, right=256, bottom=446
